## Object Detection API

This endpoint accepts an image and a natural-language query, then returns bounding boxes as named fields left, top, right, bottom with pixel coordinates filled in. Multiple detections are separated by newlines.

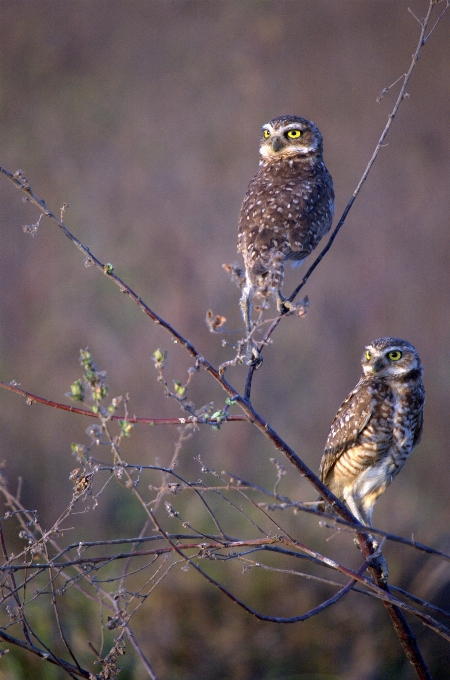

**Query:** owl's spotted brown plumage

left=320, top=337, right=425, bottom=530
left=238, top=115, right=334, bottom=365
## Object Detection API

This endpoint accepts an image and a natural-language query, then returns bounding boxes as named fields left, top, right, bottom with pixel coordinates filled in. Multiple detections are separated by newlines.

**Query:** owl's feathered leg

left=344, top=492, right=389, bottom=583
left=239, top=282, right=262, bottom=368
left=365, top=544, right=389, bottom=584
left=311, top=493, right=388, bottom=582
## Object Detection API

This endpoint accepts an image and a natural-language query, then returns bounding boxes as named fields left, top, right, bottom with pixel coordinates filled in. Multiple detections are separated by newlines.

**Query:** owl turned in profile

left=238, top=115, right=334, bottom=365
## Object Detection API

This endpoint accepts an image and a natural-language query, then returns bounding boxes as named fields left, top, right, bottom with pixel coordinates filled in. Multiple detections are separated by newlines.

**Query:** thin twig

left=125, top=625, right=159, bottom=680
left=0, top=630, right=91, bottom=678
left=0, top=379, right=248, bottom=425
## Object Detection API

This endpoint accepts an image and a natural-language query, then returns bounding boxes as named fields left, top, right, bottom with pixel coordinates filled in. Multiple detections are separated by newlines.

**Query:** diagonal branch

left=0, top=629, right=91, bottom=678
left=0, top=167, right=357, bottom=523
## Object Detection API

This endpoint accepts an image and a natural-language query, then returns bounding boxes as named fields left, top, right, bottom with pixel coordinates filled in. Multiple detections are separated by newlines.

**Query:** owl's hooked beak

left=371, top=358, right=385, bottom=373
left=271, top=136, right=285, bottom=152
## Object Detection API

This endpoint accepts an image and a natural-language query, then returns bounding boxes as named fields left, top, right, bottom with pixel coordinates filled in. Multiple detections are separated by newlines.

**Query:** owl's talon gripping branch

left=366, top=544, right=389, bottom=584
left=276, top=292, right=296, bottom=315
left=246, top=344, right=263, bottom=369
left=237, top=115, right=334, bottom=361
left=353, top=534, right=389, bottom=583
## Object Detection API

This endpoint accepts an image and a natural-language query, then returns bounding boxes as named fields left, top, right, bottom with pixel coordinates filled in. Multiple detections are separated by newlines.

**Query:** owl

left=237, top=115, right=334, bottom=365
left=320, top=338, right=425, bottom=535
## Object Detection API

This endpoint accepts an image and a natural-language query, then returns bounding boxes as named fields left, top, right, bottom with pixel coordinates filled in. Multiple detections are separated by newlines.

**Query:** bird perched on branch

left=237, top=115, right=334, bottom=365
left=320, top=337, right=425, bottom=546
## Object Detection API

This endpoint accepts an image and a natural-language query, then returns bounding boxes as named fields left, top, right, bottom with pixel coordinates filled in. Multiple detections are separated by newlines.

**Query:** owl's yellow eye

left=388, top=350, right=402, bottom=361
left=286, top=129, right=302, bottom=139
left=263, top=129, right=270, bottom=139
left=365, top=350, right=371, bottom=361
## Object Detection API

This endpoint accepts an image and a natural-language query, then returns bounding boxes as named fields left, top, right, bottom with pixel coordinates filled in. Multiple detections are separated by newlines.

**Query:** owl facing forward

left=237, top=115, right=334, bottom=365
left=320, top=337, right=425, bottom=531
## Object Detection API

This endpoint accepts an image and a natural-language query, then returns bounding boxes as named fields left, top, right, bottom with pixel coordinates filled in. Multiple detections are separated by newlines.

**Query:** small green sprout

left=152, top=348, right=167, bottom=370
left=69, top=379, right=85, bottom=402
left=211, top=410, right=226, bottom=430
left=118, top=420, right=134, bottom=437
left=173, top=380, right=186, bottom=397
left=92, top=385, right=108, bottom=402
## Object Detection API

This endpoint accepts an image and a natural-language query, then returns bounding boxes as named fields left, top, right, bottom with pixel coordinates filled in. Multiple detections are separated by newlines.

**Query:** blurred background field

left=0, top=1, right=449, bottom=678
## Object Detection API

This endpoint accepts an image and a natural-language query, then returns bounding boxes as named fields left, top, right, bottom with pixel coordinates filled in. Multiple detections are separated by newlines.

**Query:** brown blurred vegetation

left=0, top=1, right=449, bottom=678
